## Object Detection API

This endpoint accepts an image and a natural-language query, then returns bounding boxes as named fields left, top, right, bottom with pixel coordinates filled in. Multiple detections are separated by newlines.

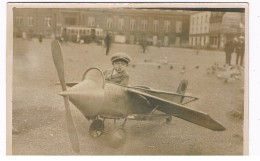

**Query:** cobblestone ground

left=12, top=38, right=244, bottom=155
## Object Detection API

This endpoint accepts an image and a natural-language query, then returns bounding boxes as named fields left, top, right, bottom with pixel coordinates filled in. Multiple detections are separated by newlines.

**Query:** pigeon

left=180, top=66, right=186, bottom=74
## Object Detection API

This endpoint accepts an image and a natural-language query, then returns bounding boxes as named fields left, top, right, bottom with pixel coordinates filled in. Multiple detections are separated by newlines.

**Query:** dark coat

left=104, top=34, right=111, bottom=47
left=103, top=70, right=129, bottom=85
left=236, top=41, right=245, bottom=55
left=224, top=41, right=236, bottom=53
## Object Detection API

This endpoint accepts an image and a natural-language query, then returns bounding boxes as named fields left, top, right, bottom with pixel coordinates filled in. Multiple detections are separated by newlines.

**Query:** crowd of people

left=23, top=29, right=245, bottom=69
left=224, top=36, right=245, bottom=67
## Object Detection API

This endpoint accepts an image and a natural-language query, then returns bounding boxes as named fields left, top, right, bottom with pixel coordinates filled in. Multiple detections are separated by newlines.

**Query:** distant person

left=224, top=37, right=238, bottom=66
left=22, top=32, right=27, bottom=40
left=157, top=40, right=162, bottom=48
left=38, top=33, right=43, bottom=43
left=76, top=34, right=80, bottom=43
left=104, top=33, right=111, bottom=55
left=236, top=36, right=245, bottom=66
left=103, top=52, right=131, bottom=85
left=140, top=37, right=148, bottom=53
left=62, top=28, right=68, bottom=45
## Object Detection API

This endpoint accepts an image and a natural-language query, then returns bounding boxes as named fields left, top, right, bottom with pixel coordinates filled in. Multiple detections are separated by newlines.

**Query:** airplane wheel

left=89, top=119, right=104, bottom=138
left=166, top=116, right=172, bottom=124
left=110, top=128, right=126, bottom=148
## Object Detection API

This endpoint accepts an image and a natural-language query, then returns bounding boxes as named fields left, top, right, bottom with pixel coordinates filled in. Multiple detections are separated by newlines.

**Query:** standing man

left=22, top=32, right=27, bottom=40
left=104, top=32, right=111, bottom=55
left=140, top=36, right=148, bottom=53
left=38, top=33, right=43, bottom=43
left=236, top=36, right=245, bottom=66
left=224, top=37, right=238, bottom=66
left=76, top=33, right=80, bottom=43
left=62, top=28, right=68, bottom=45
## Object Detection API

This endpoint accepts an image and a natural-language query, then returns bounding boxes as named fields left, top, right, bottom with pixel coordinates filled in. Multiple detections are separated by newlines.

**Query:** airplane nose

left=60, top=79, right=105, bottom=118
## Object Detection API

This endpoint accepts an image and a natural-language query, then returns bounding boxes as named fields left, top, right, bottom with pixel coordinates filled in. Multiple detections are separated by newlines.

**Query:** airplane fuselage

left=63, top=80, right=153, bottom=119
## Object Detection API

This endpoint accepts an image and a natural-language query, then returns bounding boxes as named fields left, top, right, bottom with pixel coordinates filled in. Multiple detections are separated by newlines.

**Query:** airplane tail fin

left=176, top=80, right=188, bottom=103
left=176, top=79, right=188, bottom=95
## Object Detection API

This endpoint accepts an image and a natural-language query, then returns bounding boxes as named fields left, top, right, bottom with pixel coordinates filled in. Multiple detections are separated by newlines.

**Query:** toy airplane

left=51, top=40, right=225, bottom=153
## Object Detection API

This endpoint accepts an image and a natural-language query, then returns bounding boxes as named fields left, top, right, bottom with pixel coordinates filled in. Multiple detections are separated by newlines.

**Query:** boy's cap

left=111, top=52, right=131, bottom=64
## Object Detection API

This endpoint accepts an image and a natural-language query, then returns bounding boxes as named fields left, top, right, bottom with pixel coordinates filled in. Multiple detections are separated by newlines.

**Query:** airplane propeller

left=51, top=40, right=80, bottom=153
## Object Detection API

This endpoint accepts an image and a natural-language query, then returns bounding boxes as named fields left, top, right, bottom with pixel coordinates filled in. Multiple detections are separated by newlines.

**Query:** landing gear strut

left=89, top=116, right=128, bottom=148
left=89, top=119, right=104, bottom=138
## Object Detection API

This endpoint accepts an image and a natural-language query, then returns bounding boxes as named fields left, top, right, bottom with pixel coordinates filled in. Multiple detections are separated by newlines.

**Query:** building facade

left=189, top=11, right=245, bottom=49
left=189, top=11, right=211, bottom=48
left=13, top=8, right=191, bottom=47
left=13, top=8, right=56, bottom=38
left=209, top=11, right=245, bottom=49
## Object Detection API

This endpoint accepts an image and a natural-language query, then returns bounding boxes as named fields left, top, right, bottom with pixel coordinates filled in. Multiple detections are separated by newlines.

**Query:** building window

left=28, top=17, right=34, bottom=26
left=210, top=36, right=218, bottom=46
left=153, top=20, right=159, bottom=32
left=107, top=18, right=113, bottom=29
left=197, top=37, right=201, bottom=46
left=45, top=16, right=51, bottom=27
left=96, top=30, right=100, bottom=36
left=88, top=16, right=95, bottom=27
left=118, top=18, right=125, bottom=30
left=65, top=17, right=76, bottom=25
left=176, top=21, right=182, bottom=33
left=164, top=20, right=170, bottom=32
left=193, top=37, right=196, bottom=46
left=213, top=22, right=216, bottom=31
left=141, top=19, right=148, bottom=31
left=130, top=19, right=136, bottom=31
left=16, top=17, right=23, bottom=26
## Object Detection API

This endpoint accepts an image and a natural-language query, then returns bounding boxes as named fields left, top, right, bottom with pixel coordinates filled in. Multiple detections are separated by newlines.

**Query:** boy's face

left=113, top=60, right=127, bottom=73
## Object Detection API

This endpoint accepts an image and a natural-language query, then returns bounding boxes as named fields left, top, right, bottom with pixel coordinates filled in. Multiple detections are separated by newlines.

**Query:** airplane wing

left=127, top=88, right=226, bottom=131
left=128, top=85, right=198, bottom=105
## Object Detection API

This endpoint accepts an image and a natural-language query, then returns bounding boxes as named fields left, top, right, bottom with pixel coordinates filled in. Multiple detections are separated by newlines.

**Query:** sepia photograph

left=7, top=3, right=248, bottom=155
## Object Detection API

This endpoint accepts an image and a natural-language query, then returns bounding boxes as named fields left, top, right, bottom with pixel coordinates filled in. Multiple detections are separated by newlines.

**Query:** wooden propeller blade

left=63, top=96, right=80, bottom=153
left=51, top=40, right=80, bottom=153
left=51, top=40, right=67, bottom=91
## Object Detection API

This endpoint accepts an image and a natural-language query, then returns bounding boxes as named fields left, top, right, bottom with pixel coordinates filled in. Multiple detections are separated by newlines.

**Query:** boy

left=104, top=52, right=131, bottom=85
